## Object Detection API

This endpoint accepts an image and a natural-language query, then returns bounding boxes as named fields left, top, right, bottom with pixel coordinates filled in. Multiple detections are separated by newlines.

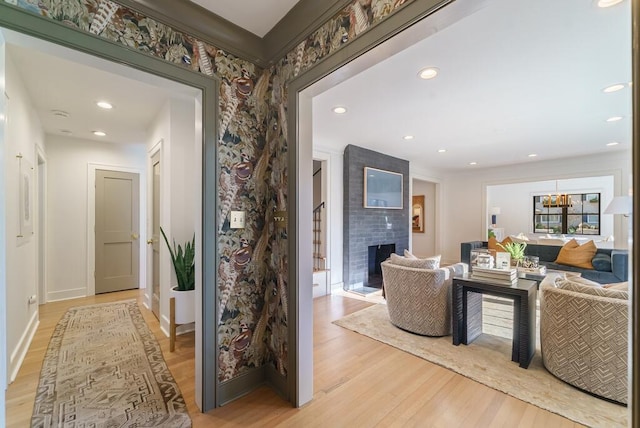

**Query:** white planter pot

left=169, top=287, right=195, bottom=324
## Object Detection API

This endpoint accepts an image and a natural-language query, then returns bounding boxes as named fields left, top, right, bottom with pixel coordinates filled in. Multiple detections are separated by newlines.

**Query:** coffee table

left=452, top=273, right=537, bottom=369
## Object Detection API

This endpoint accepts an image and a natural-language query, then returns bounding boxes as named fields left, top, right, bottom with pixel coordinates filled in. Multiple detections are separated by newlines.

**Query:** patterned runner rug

left=334, top=304, right=627, bottom=428
left=32, top=300, right=191, bottom=428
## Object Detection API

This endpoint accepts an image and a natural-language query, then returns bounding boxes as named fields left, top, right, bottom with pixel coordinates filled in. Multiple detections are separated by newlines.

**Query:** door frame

left=88, top=164, right=144, bottom=297
left=0, top=5, right=219, bottom=411
left=36, top=145, right=47, bottom=304
left=287, top=0, right=637, bottom=415
left=147, top=141, right=162, bottom=316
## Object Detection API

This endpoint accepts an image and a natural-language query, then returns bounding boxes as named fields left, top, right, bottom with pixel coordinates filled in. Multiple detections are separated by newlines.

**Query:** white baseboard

left=9, top=310, right=39, bottom=383
left=47, top=287, right=86, bottom=302
left=160, top=315, right=195, bottom=337
left=330, top=281, right=344, bottom=291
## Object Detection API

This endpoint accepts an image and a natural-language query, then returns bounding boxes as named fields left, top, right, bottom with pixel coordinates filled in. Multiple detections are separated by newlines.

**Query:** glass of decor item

left=522, top=255, right=539, bottom=269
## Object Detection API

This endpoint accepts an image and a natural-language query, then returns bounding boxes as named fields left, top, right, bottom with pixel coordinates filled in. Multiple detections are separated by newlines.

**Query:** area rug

left=31, top=300, right=191, bottom=427
left=334, top=304, right=627, bottom=428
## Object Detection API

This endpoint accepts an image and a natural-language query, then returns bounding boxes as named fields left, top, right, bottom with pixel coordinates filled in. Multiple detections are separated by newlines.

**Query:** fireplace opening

left=366, top=243, right=396, bottom=288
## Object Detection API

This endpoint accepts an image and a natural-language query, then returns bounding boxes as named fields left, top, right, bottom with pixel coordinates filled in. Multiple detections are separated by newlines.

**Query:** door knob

left=131, top=233, right=139, bottom=240
left=147, top=239, right=154, bottom=244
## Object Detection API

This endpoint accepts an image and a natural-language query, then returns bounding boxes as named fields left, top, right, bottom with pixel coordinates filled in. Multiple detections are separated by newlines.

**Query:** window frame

left=533, top=192, right=601, bottom=235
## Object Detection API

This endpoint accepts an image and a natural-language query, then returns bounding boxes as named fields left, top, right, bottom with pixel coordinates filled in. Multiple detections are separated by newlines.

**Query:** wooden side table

left=452, top=274, right=537, bottom=368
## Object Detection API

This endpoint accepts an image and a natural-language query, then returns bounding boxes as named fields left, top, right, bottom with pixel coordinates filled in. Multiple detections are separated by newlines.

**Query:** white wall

left=440, top=151, right=631, bottom=264
left=146, top=97, right=196, bottom=335
left=4, top=51, right=45, bottom=382
left=411, top=179, right=437, bottom=257
left=0, top=30, right=7, bottom=416
left=487, top=176, right=615, bottom=238
left=46, top=135, right=146, bottom=301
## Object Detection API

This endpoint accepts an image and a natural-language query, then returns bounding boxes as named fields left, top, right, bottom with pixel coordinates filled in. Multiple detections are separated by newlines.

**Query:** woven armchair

left=381, top=260, right=467, bottom=336
left=540, top=281, right=629, bottom=404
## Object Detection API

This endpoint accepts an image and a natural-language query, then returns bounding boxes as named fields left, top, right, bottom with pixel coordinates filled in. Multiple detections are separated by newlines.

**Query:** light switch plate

left=230, top=211, right=246, bottom=229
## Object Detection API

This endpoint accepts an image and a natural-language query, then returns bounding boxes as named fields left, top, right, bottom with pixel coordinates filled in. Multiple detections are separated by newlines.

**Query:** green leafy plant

left=497, top=241, right=527, bottom=264
left=160, top=227, right=195, bottom=291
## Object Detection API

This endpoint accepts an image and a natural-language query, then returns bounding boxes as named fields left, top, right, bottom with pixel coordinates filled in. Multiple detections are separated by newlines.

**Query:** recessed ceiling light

left=332, top=106, right=347, bottom=114
left=597, top=0, right=624, bottom=7
left=60, top=129, right=72, bottom=134
left=403, top=135, right=414, bottom=140
left=437, top=149, right=447, bottom=153
left=93, top=130, right=107, bottom=137
left=97, top=101, right=113, bottom=109
left=607, top=141, right=620, bottom=146
left=418, top=67, right=439, bottom=80
left=603, top=84, right=625, bottom=93
left=469, top=161, right=477, bottom=166
left=528, top=154, right=538, bottom=158
left=606, top=116, right=623, bottom=122
left=51, top=109, right=70, bottom=118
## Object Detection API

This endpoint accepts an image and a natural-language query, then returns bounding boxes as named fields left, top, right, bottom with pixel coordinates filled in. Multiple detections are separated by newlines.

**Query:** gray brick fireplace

left=343, top=145, right=409, bottom=293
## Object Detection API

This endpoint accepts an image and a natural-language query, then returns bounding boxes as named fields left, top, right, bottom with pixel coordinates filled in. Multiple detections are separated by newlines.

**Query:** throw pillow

left=404, top=249, right=418, bottom=259
left=555, top=239, right=596, bottom=270
left=591, top=253, right=612, bottom=272
left=423, top=254, right=441, bottom=268
left=604, top=281, right=629, bottom=291
left=389, top=253, right=439, bottom=269
left=488, top=236, right=513, bottom=252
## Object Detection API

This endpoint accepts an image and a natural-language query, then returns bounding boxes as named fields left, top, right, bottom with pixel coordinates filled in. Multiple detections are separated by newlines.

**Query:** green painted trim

left=114, top=0, right=267, bottom=66
left=0, top=2, right=219, bottom=412
left=285, top=0, right=487, bottom=407
left=263, top=0, right=352, bottom=64
left=217, top=366, right=265, bottom=406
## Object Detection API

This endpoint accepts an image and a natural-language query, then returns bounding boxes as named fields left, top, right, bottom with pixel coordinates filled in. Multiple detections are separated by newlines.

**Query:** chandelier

left=543, top=181, right=573, bottom=208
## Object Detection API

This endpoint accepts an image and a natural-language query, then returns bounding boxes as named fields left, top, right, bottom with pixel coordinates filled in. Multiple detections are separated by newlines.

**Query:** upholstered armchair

left=540, top=279, right=629, bottom=404
left=380, top=259, right=467, bottom=336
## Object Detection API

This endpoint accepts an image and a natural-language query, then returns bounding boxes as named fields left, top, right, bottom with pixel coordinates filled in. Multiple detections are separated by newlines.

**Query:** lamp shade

left=603, top=196, right=632, bottom=215
left=490, top=207, right=501, bottom=215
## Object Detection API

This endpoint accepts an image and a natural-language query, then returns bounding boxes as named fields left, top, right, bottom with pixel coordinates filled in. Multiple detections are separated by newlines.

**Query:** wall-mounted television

left=364, top=167, right=403, bottom=209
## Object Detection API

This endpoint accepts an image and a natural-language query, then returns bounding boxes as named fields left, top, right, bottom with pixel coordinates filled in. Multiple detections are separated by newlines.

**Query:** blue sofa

left=460, top=241, right=628, bottom=284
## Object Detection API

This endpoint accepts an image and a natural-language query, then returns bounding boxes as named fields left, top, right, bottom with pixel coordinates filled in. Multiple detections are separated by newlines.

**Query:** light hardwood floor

left=6, top=290, right=582, bottom=427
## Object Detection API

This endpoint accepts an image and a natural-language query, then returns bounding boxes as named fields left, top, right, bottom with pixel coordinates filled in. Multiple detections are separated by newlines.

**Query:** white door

left=95, top=169, right=140, bottom=294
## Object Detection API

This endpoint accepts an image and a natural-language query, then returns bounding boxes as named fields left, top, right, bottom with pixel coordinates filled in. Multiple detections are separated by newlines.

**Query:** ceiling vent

left=50, top=109, right=70, bottom=118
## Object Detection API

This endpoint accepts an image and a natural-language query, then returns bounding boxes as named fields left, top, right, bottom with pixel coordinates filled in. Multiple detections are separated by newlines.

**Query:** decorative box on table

left=470, top=249, right=494, bottom=271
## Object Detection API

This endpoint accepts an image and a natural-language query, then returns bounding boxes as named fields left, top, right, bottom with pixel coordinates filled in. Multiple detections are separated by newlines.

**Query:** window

left=533, top=193, right=600, bottom=235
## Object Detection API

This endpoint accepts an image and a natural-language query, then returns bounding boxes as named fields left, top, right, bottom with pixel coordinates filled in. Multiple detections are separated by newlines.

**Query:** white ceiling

left=1, top=0, right=632, bottom=172
left=2, top=29, right=197, bottom=145
left=312, top=0, right=632, bottom=172
left=189, top=0, right=302, bottom=37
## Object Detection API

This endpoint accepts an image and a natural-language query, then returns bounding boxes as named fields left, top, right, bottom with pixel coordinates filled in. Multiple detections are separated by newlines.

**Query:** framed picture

left=17, top=154, right=34, bottom=244
left=412, top=195, right=424, bottom=233
left=364, top=167, right=403, bottom=209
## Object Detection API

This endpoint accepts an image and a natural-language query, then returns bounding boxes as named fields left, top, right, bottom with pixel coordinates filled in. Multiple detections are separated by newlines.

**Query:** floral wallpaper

left=10, top=0, right=414, bottom=384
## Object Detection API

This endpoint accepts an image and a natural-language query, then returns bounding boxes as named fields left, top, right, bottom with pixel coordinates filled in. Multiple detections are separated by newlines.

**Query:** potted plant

left=160, top=227, right=195, bottom=324
left=497, top=241, right=527, bottom=267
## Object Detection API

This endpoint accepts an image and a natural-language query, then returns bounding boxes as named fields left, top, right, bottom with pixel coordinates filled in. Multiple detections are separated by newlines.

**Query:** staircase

left=313, top=202, right=329, bottom=297
left=313, top=202, right=326, bottom=271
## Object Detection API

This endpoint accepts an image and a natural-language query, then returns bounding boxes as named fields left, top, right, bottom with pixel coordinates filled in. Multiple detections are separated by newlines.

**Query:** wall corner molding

left=114, top=0, right=267, bottom=66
